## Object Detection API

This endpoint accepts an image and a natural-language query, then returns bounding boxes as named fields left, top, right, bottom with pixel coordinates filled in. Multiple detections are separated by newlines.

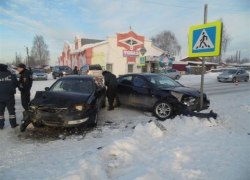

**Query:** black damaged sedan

left=117, top=73, right=210, bottom=120
left=28, top=75, right=106, bottom=128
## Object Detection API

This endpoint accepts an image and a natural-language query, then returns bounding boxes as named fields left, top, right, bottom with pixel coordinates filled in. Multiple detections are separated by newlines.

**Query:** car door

left=117, top=75, right=133, bottom=105
left=130, top=76, right=155, bottom=108
left=237, top=70, right=244, bottom=81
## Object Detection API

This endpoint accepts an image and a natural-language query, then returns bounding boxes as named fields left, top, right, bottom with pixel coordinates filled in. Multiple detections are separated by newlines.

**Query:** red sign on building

left=117, top=31, right=144, bottom=62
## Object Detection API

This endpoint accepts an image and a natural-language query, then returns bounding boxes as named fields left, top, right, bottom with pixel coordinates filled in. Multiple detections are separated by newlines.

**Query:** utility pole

left=236, top=50, right=238, bottom=63
left=200, top=4, right=208, bottom=110
left=15, top=52, right=18, bottom=65
left=25, top=47, right=29, bottom=67
left=238, top=50, right=241, bottom=63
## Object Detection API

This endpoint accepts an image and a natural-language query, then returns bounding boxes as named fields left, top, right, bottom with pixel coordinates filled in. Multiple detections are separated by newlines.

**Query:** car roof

left=60, top=75, right=94, bottom=80
left=119, top=73, right=162, bottom=77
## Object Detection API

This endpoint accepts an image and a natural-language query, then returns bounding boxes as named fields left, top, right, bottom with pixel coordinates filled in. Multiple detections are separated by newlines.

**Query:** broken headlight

left=182, top=97, right=196, bottom=106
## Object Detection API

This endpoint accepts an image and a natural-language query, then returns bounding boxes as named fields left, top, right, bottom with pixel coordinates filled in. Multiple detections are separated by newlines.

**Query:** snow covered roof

left=71, top=41, right=108, bottom=53
left=144, top=45, right=165, bottom=57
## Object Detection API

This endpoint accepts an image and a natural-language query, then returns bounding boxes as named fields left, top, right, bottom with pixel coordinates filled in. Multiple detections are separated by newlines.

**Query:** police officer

left=0, top=64, right=18, bottom=129
left=102, top=71, right=120, bottom=111
left=16, top=64, right=33, bottom=111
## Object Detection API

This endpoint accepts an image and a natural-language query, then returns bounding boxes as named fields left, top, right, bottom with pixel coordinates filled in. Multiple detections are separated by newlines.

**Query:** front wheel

left=232, top=77, right=237, bottom=83
left=175, top=75, right=180, bottom=80
left=245, top=77, right=249, bottom=82
left=153, top=101, right=173, bottom=121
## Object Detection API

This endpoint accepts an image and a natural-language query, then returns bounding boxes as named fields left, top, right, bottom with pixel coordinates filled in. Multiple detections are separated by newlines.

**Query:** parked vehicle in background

left=32, top=69, right=48, bottom=80
left=217, top=68, right=249, bottom=82
left=160, top=69, right=181, bottom=80
left=29, top=75, right=106, bottom=128
left=80, top=64, right=104, bottom=86
left=80, top=64, right=103, bottom=76
left=52, top=66, right=72, bottom=79
left=117, top=73, right=210, bottom=120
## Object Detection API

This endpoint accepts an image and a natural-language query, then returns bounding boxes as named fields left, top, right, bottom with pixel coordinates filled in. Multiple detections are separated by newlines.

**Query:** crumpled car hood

left=30, top=91, right=91, bottom=108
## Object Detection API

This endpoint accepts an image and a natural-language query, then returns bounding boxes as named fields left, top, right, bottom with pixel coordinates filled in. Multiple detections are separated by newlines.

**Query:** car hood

left=30, top=91, right=91, bottom=108
left=160, top=86, right=200, bottom=97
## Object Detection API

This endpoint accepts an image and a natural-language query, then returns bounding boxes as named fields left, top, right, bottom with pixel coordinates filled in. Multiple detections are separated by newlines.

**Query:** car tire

left=153, top=101, right=173, bottom=121
left=245, top=77, right=249, bottom=82
left=232, top=77, right=237, bottom=83
left=175, top=75, right=180, bottom=80
left=53, top=75, right=56, bottom=79
left=32, top=121, right=44, bottom=128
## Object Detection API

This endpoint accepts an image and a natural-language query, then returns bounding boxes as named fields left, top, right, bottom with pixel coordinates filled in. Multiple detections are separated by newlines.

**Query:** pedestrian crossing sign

left=189, top=21, right=222, bottom=57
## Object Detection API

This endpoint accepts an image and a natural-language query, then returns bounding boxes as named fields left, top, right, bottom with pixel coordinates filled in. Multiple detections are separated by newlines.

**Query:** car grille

left=37, top=107, right=67, bottom=113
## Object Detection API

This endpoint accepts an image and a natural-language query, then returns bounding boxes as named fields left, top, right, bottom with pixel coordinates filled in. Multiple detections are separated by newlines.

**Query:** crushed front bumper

left=30, top=107, right=94, bottom=127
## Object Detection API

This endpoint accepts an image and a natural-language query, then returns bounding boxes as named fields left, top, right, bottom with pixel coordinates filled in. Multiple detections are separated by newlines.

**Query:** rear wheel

left=175, top=75, right=180, bottom=80
left=153, top=101, right=173, bottom=121
left=245, top=77, right=249, bottom=82
left=53, top=75, right=56, bottom=79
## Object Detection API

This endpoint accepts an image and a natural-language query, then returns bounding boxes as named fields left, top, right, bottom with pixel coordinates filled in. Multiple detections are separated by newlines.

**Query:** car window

left=146, top=75, right=182, bottom=88
left=133, top=76, right=147, bottom=88
left=89, top=65, right=102, bottom=70
left=80, top=65, right=88, bottom=73
left=50, top=79, right=94, bottom=94
left=119, top=76, right=132, bottom=86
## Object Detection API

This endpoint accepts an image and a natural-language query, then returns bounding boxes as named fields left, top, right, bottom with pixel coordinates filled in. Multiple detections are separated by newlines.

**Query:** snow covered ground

left=0, top=73, right=249, bottom=180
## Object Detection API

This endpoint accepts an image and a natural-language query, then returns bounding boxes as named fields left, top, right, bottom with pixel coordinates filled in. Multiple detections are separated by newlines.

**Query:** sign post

left=188, top=4, right=222, bottom=109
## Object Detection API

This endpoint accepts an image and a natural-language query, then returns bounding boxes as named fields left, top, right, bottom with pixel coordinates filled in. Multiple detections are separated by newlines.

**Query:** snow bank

left=179, top=72, right=220, bottom=86
left=63, top=116, right=250, bottom=180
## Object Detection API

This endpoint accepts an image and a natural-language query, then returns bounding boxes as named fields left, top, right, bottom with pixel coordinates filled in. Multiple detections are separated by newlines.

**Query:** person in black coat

left=0, top=64, right=19, bottom=129
left=73, top=66, right=78, bottom=75
left=102, top=71, right=120, bottom=111
left=16, top=64, right=33, bottom=111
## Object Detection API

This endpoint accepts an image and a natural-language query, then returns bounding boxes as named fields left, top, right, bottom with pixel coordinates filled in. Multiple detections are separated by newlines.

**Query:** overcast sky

left=0, top=0, right=249, bottom=65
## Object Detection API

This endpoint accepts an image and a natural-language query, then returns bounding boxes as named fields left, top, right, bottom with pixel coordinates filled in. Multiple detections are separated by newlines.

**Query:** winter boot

left=0, top=119, right=4, bottom=130
left=10, top=118, right=19, bottom=129
left=107, top=106, right=114, bottom=111
left=20, top=111, right=31, bottom=132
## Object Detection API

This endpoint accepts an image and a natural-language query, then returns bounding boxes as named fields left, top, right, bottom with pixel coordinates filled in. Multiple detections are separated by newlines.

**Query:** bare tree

left=151, top=31, right=181, bottom=55
left=215, top=19, right=231, bottom=64
left=31, top=35, right=50, bottom=66
left=12, top=53, right=23, bottom=65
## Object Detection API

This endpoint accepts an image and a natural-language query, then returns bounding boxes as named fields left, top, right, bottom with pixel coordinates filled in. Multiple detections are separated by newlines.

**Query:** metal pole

left=200, top=4, right=208, bottom=110
left=26, top=47, right=29, bottom=67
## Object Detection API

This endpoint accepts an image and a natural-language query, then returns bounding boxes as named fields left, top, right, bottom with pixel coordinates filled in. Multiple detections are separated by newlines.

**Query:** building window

left=128, top=64, right=134, bottom=73
left=106, top=64, right=113, bottom=72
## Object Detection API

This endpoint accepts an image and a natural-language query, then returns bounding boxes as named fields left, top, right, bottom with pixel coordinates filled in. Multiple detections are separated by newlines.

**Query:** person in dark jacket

left=73, top=66, right=78, bottom=75
left=16, top=64, right=33, bottom=111
left=0, top=64, right=19, bottom=129
left=102, top=71, right=120, bottom=111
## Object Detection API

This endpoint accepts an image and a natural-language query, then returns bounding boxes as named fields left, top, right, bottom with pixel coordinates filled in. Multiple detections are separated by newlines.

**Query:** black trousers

left=21, top=92, right=30, bottom=111
left=107, top=86, right=120, bottom=108
left=0, top=95, right=17, bottom=128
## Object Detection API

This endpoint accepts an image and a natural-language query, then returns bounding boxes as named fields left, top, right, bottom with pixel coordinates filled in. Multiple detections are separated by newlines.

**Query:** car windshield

left=146, top=75, right=182, bottom=88
left=33, top=69, right=45, bottom=73
left=50, top=79, right=94, bottom=94
left=224, top=69, right=237, bottom=74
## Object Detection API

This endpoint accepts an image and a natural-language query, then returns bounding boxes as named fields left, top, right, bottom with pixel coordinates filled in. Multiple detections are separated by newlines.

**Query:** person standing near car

left=0, top=64, right=19, bottom=129
left=16, top=64, right=33, bottom=132
left=102, top=71, right=120, bottom=111
left=16, top=63, right=33, bottom=111
left=73, top=66, right=79, bottom=75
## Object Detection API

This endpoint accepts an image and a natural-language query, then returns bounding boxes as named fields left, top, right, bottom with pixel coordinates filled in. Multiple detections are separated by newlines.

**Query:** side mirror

left=45, top=87, right=50, bottom=91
